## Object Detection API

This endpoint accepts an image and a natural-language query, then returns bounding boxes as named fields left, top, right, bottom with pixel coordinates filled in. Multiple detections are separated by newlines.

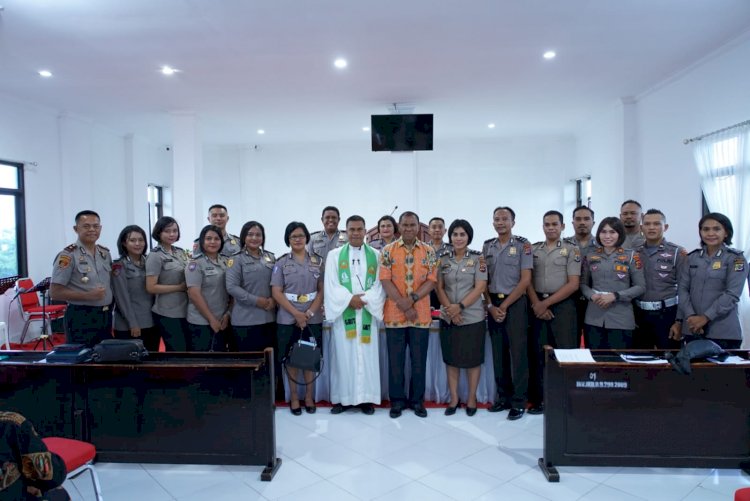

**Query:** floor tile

left=374, top=480, right=457, bottom=501
left=294, top=441, right=370, bottom=477
left=510, top=468, right=598, bottom=501
left=475, top=482, right=552, bottom=501
left=376, top=443, right=458, bottom=479
left=176, top=477, right=266, bottom=501
left=699, top=468, right=750, bottom=497
left=419, top=429, right=490, bottom=460
left=328, top=460, right=412, bottom=499
left=73, top=463, right=173, bottom=501
left=577, top=484, right=648, bottom=500
left=276, top=479, right=361, bottom=501
left=344, top=426, right=413, bottom=459
left=145, top=463, right=242, bottom=499
left=380, top=413, right=451, bottom=443
left=681, top=485, right=733, bottom=501
left=242, top=458, right=323, bottom=499
left=556, top=465, right=622, bottom=484
left=418, top=461, right=504, bottom=500
left=602, top=467, right=712, bottom=501
left=459, top=446, right=533, bottom=483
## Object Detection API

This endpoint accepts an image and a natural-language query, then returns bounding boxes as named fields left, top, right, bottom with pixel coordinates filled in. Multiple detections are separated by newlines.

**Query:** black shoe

left=488, top=401, right=511, bottom=413
left=527, top=403, right=545, bottom=415
left=507, top=408, right=525, bottom=421
left=412, top=404, right=428, bottom=418
left=389, top=407, right=402, bottom=419
left=359, top=403, right=375, bottom=415
left=290, top=403, right=302, bottom=416
left=466, top=406, right=477, bottom=417
left=305, top=404, right=316, bottom=414
left=330, top=403, right=345, bottom=415
left=444, top=403, right=459, bottom=416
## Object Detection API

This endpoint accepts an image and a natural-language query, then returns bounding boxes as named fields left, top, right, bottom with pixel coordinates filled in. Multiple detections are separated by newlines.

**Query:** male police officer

left=50, top=210, right=113, bottom=347
left=193, top=204, right=241, bottom=258
left=633, top=209, right=687, bottom=349
left=307, top=206, right=348, bottom=261
left=566, top=205, right=597, bottom=347
left=527, top=210, right=581, bottom=413
left=620, top=200, right=646, bottom=249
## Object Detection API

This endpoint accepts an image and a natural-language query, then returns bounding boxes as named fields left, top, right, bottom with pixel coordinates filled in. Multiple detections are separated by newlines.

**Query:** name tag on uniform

left=508, top=247, right=517, bottom=256
left=466, top=259, right=475, bottom=266
left=712, top=261, right=721, bottom=270
left=559, top=248, right=568, bottom=257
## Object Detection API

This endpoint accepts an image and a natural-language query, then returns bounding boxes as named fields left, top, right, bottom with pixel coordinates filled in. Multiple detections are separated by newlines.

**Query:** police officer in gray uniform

left=186, top=225, right=232, bottom=351
left=633, top=209, right=687, bottom=349
left=272, top=221, right=325, bottom=415
left=192, top=204, right=241, bottom=258
left=111, top=225, right=158, bottom=351
left=307, top=206, right=348, bottom=261
left=566, top=205, right=599, bottom=347
left=145, top=216, right=190, bottom=351
left=50, top=210, right=113, bottom=347
left=483, top=207, right=533, bottom=420
left=581, top=217, right=646, bottom=349
left=225, top=221, right=277, bottom=352
left=678, top=212, right=748, bottom=350
left=527, top=210, right=581, bottom=414
left=620, top=200, right=646, bottom=249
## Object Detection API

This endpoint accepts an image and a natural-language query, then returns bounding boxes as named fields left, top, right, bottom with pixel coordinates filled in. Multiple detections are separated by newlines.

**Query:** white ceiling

left=1, top=0, right=750, bottom=146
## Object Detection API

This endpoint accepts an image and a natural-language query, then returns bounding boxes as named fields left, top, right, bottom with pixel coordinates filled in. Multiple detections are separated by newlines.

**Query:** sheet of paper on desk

left=619, top=354, right=669, bottom=364
left=707, top=355, right=750, bottom=365
left=554, top=349, right=596, bottom=363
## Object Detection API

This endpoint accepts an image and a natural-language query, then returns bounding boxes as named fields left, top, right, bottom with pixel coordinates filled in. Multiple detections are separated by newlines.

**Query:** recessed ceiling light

left=160, top=65, right=179, bottom=75
left=334, top=58, right=348, bottom=69
left=362, top=126, right=370, bottom=132
left=488, top=123, right=496, bottom=129
left=543, top=50, right=556, bottom=60
left=38, top=70, right=52, bottom=78
left=257, top=129, right=265, bottom=135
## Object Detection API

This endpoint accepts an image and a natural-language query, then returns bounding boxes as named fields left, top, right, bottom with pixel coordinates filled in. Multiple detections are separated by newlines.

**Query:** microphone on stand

left=389, top=205, right=398, bottom=216
left=13, top=277, right=52, bottom=299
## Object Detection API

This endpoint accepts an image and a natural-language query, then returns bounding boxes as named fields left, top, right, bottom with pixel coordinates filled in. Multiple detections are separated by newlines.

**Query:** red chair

left=42, top=437, right=103, bottom=501
left=736, top=487, right=750, bottom=501
left=15, top=278, right=66, bottom=344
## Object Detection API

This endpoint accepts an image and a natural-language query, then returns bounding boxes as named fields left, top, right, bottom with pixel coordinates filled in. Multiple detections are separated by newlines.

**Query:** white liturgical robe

left=324, top=245, right=386, bottom=406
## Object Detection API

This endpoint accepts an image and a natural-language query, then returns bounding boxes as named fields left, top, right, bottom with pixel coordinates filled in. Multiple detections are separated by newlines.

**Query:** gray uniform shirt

left=145, top=245, right=190, bottom=318
left=192, top=233, right=241, bottom=258
left=636, top=240, right=687, bottom=302
left=111, top=256, right=154, bottom=330
left=482, top=236, right=533, bottom=294
left=270, top=252, right=324, bottom=325
left=678, top=245, right=748, bottom=340
left=185, top=255, right=230, bottom=325
left=51, top=240, right=113, bottom=306
left=531, top=240, right=581, bottom=294
left=307, top=230, right=347, bottom=261
left=439, top=249, right=487, bottom=324
left=580, top=247, right=646, bottom=329
left=225, top=249, right=276, bottom=326
left=566, top=236, right=598, bottom=260
left=623, top=232, right=646, bottom=250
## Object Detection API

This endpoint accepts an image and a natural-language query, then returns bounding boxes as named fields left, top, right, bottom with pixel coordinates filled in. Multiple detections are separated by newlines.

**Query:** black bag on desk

left=92, top=339, right=149, bottom=363
left=665, top=338, right=727, bottom=375
left=45, top=344, right=94, bottom=364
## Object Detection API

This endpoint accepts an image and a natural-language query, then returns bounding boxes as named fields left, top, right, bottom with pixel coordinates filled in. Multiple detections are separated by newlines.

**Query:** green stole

left=337, top=244, right=377, bottom=343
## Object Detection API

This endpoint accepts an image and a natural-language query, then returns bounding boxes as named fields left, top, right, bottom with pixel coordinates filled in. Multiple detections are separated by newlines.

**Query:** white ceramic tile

left=328, top=460, right=412, bottom=499
left=343, top=426, right=410, bottom=459
left=294, top=441, right=370, bottom=478
left=603, top=467, right=712, bottom=501
left=176, top=477, right=266, bottom=501
left=376, top=443, right=458, bottom=479
left=577, top=484, right=649, bottom=501
left=305, top=414, right=380, bottom=444
left=275, top=479, right=361, bottom=501
left=509, top=467, right=598, bottom=501
left=418, top=429, right=490, bottom=460
left=556, top=465, right=622, bottom=484
left=145, top=463, right=238, bottom=499
left=418, top=461, right=505, bottom=500
left=699, top=468, right=750, bottom=497
left=380, top=413, right=452, bottom=444
left=62, top=480, right=84, bottom=501
left=682, top=485, right=735, bottom=501
left=243, top=458, right=323, bottom=499
left=475, top=482, right=553, bottom=501
left=74, top=469, right=174, bottom=501
left=459, top=446, right=533, bottom=483
left=374, top=480, right=457, bottom=501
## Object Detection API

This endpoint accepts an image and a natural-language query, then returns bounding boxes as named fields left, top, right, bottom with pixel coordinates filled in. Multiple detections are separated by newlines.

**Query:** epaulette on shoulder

left=726, top=247, right=744, bottom=255
left=438, top=249, right=451, bottom=258
left=515, top=235, right=528, bottom=243
left=310, top=230, right=323, bottom=238
left=533, top=241, right=543, bottom=247
left=468, top=249, right=482, bottom=256
left=310, top=253, right=323, bottom=264
left=483, top=237, right=495, bottom=244
left=230, top=249, right=243, bottom=257
left=563, top=236, right=576, bottom=245
left=688, top=248, right=701, bottom=256
left=264, top=249, right=276, bottom=257
left=97, top=244, right=110, bottom=252
left=64, top=243, right=77, bottom=252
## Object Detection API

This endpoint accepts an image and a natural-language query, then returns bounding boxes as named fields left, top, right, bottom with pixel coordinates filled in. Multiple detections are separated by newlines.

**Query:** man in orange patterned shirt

left=380, top=211, right=438, bottom=418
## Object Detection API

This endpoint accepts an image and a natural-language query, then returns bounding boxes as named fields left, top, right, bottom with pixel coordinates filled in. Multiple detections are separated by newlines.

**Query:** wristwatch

left=458, top=302, right=466, bottom=311
left=613, top=292, right=620, bottom=301
left=410, top=292, right=420, bottom=303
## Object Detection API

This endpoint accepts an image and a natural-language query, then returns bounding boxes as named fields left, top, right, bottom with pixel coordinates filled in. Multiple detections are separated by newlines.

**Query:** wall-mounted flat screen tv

left=371, top=114, right=433, bottom=151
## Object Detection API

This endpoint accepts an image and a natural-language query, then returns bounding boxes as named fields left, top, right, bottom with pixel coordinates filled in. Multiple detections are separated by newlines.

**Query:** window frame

left=0, top=160, right=28, bottom=278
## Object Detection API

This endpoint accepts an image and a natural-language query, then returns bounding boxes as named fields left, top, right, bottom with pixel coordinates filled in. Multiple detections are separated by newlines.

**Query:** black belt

left=489, top=293, right=507, bottom=306
left=69, top=304, right=111, bottom=312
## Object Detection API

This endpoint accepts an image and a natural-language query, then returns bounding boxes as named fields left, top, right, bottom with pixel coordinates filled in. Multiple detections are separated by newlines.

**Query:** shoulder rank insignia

left=188, top=261, right=197, bottom=272
left=111, top=263, right=122, bottom=276
left=734, top=258, right=745, bottom=272
left=57, top=254, right=72, bottom=269
left=632, top=253, right=643, bottom=270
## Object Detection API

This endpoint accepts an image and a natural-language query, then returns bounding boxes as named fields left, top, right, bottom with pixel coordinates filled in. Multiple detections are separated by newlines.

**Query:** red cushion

left=736, top=488, right=750, bottom=501
left=24, top=305, right=66, bottom=314
left=42, top=437, right=96, bottom=471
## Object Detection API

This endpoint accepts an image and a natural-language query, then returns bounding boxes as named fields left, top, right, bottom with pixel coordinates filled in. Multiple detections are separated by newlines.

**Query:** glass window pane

left=0, top=195, right=18, bottom=277
left=0, top=164, right=19, bottom=190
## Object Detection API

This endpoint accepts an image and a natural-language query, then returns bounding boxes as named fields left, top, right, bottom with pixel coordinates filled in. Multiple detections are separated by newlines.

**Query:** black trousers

left=233, top=322, right=277, bottom=352
left=114, top=325, right=161, bottom=352
left=574, top=291, right=588, bottom=347
left=528, top=296, right=577, bottom=404
left=64, top=304, right=113, bottom=348
left=488, top=298, right=529, bottom=409
left=386, top=326, right=429, bottom=408
left=584, top=325, right=633, bottom=349
left=634, top=304, right=680, bottom=349
left=153, top=314, right=189, bottom=351
left=187, top=323, right=232, bottom=352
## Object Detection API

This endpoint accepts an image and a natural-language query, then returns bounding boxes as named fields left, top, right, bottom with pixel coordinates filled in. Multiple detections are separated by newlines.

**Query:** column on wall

left=170, top=112, right=203, bottom=248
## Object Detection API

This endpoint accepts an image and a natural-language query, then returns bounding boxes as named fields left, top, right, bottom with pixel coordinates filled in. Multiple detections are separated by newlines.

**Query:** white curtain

left=692, top=123, right=750, bottom=348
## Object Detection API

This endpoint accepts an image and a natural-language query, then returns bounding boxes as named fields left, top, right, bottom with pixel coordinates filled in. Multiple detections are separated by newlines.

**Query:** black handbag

left=45, top=344, right=94, bottom=364
left=92, top=339, right=149, bottom=363
left=283, top=328, right=323, bottom=385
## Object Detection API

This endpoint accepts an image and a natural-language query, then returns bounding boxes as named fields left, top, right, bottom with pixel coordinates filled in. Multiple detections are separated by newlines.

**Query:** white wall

left=202, top=136, right=575, bottom=256
left=0, top=93, right=172, bottom=281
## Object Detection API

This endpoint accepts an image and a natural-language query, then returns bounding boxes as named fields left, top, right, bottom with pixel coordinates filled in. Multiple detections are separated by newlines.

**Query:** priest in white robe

left=324, top=215, right=386, bottom=414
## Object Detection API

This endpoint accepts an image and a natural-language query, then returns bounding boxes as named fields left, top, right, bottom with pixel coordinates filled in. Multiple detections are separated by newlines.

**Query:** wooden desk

left=539, top=348, right=750, bottom=482
left=0, top=349, right=281, bottom=480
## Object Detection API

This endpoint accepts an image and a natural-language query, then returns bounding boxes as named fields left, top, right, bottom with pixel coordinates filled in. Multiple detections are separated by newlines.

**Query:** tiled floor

left=65, top=406, right=750, bottom=500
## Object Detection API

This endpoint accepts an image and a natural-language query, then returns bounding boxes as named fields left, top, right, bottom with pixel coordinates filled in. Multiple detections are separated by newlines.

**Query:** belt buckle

left=297, top=294, right=309, bottom=303
left=541, top=293, right=550, bottom=299
left=103, top=306, right=110, bottom=312
left=496, top=293, right=505, bottom=299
